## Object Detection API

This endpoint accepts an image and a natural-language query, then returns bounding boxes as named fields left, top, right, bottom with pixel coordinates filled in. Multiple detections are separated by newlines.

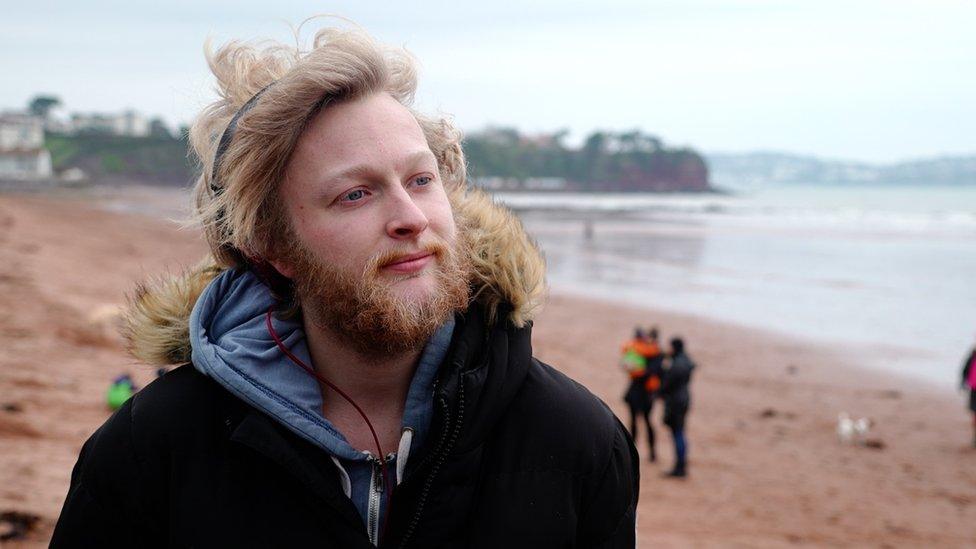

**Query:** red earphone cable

left=265, top=305, right=394, bottom=541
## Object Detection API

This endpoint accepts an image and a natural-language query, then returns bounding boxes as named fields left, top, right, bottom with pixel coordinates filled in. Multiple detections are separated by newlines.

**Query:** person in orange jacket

left=620, top=327, right=662, bottom=461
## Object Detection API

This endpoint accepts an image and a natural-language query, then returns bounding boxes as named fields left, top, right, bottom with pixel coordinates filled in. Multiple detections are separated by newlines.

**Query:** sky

left=2, top=0, right=974, bottom=163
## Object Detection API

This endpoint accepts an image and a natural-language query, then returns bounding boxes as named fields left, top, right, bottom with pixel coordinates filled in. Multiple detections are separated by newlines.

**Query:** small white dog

left=837, top=412, right=873, bottom=445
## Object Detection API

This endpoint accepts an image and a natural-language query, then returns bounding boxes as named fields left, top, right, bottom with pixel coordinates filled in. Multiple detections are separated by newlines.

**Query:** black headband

left=209, top=83, right=274, bottom=196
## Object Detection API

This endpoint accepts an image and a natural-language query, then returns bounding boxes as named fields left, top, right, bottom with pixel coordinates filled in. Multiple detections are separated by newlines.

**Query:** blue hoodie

left=188, top=267, right=453, bottom=544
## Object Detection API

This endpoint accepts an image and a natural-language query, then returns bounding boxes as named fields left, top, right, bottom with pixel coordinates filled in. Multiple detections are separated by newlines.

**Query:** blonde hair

left=189, top=25, right=467, bottom=268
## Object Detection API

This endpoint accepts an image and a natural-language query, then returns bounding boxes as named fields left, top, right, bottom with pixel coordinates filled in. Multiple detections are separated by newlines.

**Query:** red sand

left=1, top=191, right=975, bottom=547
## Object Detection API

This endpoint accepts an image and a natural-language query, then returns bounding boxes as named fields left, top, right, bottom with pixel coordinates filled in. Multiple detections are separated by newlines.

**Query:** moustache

left=364, top=241, right=450, bottom=277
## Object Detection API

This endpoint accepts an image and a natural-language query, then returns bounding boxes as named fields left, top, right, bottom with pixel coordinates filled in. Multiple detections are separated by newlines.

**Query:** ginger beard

left=284, top=230, right=472, bottom=356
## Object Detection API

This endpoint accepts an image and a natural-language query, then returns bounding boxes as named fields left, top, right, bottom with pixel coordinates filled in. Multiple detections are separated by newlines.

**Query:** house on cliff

left=0, top=112, right=52, bottom=180
left=69, top=110, right=149, bottom=137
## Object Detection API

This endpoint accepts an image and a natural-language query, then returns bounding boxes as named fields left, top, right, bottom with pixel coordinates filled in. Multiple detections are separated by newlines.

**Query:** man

left=51, top=26, right=638, bottom=548
left=659, top=337, right=695, bottom=478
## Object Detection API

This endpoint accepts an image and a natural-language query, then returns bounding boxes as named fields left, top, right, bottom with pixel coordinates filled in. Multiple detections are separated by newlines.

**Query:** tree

left=149, top=118, right=172, bottom=139
left=28, top=95, right=62, bottom=119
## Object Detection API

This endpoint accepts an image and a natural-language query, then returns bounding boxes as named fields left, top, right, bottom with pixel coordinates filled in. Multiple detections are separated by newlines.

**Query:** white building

left=70, top=109, right=149, bottom=137
left=0, top=112, right=52, bottom=180
left=119, top=110, right=150, bottom=137
left=0, top=112, right=44, bottom=150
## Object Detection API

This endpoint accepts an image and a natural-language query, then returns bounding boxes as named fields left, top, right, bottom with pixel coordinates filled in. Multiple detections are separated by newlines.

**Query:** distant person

left=659, top=337, right=696, bottom=478
left=643, top=327, right=665, bottom=460
left=105, top=374, right=136, bottom=411
left=621, top=327, right=661, bottom=461
left=961, top=341, right=976, bottom=447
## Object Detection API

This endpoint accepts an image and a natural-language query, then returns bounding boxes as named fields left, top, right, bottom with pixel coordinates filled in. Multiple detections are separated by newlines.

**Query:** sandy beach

left=2, top=189, right=975, bottom=547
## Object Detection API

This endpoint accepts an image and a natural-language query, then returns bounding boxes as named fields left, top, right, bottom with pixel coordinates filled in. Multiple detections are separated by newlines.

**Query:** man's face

left=273, top=92, right=470, bottom=353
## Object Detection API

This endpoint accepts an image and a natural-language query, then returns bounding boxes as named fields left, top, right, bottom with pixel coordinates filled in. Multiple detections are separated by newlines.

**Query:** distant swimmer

left=621, top=327, right=662, bottom=461
left=961, top=339, right=976, bottom=447
left=659, top=337, right=696, bottom=478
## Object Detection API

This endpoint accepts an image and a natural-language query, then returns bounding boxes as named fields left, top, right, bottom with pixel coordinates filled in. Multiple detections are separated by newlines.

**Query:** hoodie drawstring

left=396, top=428, right=414, bottom=486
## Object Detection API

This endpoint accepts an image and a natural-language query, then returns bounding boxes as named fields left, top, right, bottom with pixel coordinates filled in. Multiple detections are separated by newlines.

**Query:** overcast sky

left=2, top=0, right=973, bottom=163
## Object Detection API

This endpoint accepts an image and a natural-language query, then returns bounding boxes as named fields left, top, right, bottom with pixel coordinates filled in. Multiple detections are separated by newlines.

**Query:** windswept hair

left=189, top=25, right=467, bottom=268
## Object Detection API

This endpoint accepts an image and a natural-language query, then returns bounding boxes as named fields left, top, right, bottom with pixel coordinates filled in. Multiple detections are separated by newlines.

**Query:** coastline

left=1, top=190, right=974, bottom=546
left=548, top=285, right=956, bottom=395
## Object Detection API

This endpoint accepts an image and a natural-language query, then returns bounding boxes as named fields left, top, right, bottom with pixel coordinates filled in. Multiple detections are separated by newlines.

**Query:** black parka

left=659, top=353, right=695, bottom=430
left=51, top=302, right=640, bottom=548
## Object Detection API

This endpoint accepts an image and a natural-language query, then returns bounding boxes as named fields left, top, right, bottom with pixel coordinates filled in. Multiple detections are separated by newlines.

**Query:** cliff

left=464, top=128, right=712, bottom=192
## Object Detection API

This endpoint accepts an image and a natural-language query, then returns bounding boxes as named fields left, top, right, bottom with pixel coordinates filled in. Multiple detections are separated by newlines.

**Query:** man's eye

left=413, top=175, right=433, bottom=186
left=343, top=189, right=366, bottom=202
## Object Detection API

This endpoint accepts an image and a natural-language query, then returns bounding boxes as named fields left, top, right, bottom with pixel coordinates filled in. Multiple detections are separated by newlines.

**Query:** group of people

left=620, top=327, right=695, bottom=478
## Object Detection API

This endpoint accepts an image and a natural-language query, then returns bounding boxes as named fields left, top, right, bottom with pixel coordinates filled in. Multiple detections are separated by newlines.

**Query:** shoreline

left=548, top=285, right=956, bottom=396
left=1, top=190, right=975, bottom=546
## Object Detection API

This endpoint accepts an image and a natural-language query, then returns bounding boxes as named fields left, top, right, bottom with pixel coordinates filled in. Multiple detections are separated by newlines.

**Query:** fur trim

left=121, top=259, right=224, bottom=366
left=452, top=187, right=546, bottom=329
left=122, top=187, right=547, bottom=366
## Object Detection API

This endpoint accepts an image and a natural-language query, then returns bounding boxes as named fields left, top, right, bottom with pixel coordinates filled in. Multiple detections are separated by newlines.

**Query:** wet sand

left=1, top=190, right=975, bottom=547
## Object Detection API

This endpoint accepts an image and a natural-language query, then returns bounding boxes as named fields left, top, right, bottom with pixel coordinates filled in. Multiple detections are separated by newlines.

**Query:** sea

left=495, top=185, right=976, bottom=388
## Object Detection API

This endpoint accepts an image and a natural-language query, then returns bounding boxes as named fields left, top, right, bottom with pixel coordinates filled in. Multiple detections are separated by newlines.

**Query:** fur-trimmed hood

left=123, top=187, right=547, bottom=366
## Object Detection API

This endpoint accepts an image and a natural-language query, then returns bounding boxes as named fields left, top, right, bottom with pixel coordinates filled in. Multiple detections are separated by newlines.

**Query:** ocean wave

left=495, top=191, right=976, bottom=234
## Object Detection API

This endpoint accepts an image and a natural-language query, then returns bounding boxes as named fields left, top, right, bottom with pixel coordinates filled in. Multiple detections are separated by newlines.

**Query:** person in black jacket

left=51, top=24, right=638, bottom=548
left=644, top=328, right=665, bottom=460
left=961, top=342, right=976, bottom=447
left=659, top=337, right=696, bottom=478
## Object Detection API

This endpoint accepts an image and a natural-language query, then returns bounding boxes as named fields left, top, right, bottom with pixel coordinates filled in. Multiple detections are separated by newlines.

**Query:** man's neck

left=302, top=317, right=423, bottom=455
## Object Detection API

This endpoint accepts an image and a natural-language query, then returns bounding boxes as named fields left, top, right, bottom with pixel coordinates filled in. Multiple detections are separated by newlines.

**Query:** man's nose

left=385, top=185, right=429, bottom=239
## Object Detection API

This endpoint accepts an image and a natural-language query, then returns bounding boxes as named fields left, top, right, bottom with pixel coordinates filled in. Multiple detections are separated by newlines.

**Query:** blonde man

left=52, top=25, right=638, bottom=548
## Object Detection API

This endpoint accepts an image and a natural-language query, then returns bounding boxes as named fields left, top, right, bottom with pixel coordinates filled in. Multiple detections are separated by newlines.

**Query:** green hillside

left=45, top=133, right=195, bottom=186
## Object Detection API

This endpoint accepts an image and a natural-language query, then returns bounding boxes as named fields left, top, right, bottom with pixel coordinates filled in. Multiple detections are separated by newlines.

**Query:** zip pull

left=373, top=462, right=384, bottom=494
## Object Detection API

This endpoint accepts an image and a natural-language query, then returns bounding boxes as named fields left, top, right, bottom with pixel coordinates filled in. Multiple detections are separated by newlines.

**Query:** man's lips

left=381, top=252, right=434, bottom=274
